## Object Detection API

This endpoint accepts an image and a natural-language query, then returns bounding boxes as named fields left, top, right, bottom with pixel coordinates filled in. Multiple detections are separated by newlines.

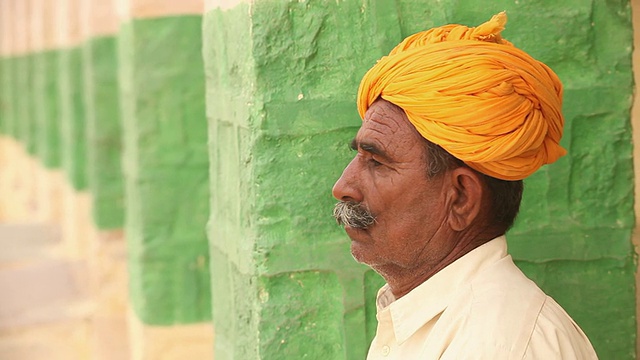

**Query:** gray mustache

left=333, top=202, right=376, bottom=229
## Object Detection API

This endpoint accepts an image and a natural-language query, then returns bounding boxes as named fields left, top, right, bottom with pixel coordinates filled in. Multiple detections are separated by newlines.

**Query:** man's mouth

left=333, top=201, right=376, bottom=229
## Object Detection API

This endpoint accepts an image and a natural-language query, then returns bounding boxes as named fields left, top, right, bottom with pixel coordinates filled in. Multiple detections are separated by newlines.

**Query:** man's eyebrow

left=350, top=138, right=390, bottom=159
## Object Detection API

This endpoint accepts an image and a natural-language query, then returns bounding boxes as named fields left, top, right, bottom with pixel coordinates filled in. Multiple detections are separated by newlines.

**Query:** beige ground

left=0, top=138, right=131, bottom=359
left=0, top=223, right=93, bottom=359
left=0, top=221, right=213, bottom=360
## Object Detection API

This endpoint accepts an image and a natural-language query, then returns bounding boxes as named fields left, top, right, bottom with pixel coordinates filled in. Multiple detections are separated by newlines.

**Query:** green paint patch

left=120, top=15, right=211, bottom=325
left=252, top=130, right=358, bottom=253
left=209, top=245, right=259, bottom=360
left=251, top=0, right=399, bottom=103
left=258, top=271, right=346, bottom=359
left=83, top=36, right=125, bottom=229
left=129, top=240, right=211, bottom=324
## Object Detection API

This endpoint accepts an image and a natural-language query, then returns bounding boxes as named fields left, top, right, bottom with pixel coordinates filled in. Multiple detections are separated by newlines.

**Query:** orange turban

left=357, top=12, right=565, bottom=180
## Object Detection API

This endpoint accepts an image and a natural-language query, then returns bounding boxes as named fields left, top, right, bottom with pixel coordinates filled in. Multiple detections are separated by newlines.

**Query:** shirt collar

left=376, top=236, right=509, bottom=344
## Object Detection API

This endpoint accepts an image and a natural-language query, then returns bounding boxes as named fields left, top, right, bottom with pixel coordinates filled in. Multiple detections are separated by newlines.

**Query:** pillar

left=81, top=0, right=130, bottom=358
left=204, top=0, right=390, bottom=358
left=56, top=0, right=92, bottom=257
left=82, top=1, right=125, bottom=232
left=117, top=0, right=213, bottom=358
left=32, top=0, right=66, bottom=224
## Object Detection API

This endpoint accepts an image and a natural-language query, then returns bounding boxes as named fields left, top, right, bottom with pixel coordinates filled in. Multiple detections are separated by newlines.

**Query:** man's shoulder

left=467, top=254, right=547, bottom=316
left=455, top=255, right=548, bottom=342
left=442, top=255, right=597, bottom=359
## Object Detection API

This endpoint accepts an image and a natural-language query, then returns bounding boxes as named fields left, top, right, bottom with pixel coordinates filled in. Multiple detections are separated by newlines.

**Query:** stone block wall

left=204, top=0, right=636, bottom=359
left=117, top=1, right=214, bottom=358
left=203, top=1, right=390, bottom=358
left=119, top=14, right=211, bottom=325
left=0, top=0, right=637, bottom=359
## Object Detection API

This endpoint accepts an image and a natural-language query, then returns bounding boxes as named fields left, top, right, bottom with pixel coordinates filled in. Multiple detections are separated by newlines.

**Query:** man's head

left=332, top=13, right=564, bottom=295
left=333, top=100, right=517, bottom=281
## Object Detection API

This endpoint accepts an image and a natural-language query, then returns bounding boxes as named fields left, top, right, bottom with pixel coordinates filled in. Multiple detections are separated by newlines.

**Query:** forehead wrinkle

left=362, top=116, right=403, bottom=156
left=358, top=100, right=421, bottom=162
left=366, top=109, right=401, bottom=135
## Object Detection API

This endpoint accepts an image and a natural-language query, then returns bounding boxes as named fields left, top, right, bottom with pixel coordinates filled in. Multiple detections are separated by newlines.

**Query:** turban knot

left=357, top=12, right=566, bottom=180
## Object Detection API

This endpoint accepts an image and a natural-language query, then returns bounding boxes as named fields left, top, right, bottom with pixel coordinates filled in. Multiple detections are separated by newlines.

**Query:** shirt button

left=382, top=345, right=390, bottom=356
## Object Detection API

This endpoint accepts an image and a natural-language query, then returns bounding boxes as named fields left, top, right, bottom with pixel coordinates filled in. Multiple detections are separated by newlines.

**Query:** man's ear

left=446, top=167, right=486, bottom=231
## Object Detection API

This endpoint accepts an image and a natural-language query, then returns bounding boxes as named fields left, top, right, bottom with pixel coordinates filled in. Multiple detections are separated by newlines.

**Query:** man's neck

left=377, top=229, right=503, bottom=299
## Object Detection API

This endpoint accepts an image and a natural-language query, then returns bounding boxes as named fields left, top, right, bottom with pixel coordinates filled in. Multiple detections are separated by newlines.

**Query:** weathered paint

left=205, top=0, right=636, bottom=359
left=119, top=15, right=211, bottom=325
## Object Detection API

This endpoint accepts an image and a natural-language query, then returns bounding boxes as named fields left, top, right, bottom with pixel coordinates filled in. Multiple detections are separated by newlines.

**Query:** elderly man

left=332, top=13, right=597, bottom=359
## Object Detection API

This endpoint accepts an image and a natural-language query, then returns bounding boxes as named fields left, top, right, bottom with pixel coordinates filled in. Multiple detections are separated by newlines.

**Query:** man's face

left=332, top=100, right=453, bottom=271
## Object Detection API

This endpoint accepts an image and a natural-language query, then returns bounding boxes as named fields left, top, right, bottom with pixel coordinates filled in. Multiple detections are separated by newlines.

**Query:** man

left=332, top=12, right=598, bottom=359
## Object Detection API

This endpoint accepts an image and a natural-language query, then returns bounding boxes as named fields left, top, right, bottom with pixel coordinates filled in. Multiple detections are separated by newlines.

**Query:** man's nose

left=332, top=159, right=363, bottom=203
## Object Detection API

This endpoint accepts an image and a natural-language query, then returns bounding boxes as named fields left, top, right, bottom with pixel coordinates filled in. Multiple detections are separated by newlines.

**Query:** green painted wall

left=33, top=51, right=47, bottom=162
left=58, top=47, right=88, bottom=190
left=40, top=50, right=62, bottom=168
left=1, top=51, right=59, bottom=166
left=1, top=52, right=59, bottom=169
left=83, top=36, right=125, bottom=229
left=31, top=50, right=63, bottom=168
left=119, top=16, right=211, bottom=325
left=205, top=0, right=636, bottom=359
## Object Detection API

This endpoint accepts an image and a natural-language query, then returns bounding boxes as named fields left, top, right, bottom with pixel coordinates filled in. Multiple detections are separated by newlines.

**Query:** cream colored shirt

left=367, top=236, right=598, bottom=360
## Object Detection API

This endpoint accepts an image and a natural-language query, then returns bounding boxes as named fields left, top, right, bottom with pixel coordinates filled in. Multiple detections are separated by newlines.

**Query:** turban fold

left=357, top=12, right=565, bottom=180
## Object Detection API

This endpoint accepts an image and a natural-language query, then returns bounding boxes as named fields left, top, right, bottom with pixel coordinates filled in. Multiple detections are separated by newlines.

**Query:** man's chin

left=342, top=226, right=376, bottom=264
left=349, top=234, right=374, bottom=265
left=344, top=226, right=369, bottom=240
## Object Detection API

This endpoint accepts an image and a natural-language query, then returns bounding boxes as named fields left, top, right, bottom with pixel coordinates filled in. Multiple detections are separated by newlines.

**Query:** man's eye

left=370, top=158, right=383, bottom=167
